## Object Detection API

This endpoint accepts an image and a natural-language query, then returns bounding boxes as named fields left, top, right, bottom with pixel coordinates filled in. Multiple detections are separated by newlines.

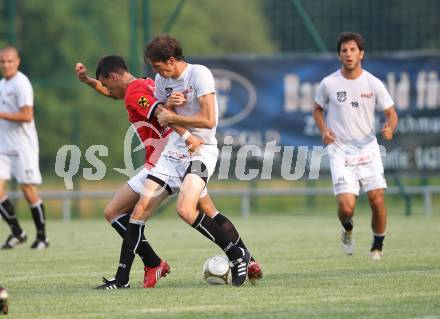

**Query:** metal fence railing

left=8, top=185, right=440, bottom=221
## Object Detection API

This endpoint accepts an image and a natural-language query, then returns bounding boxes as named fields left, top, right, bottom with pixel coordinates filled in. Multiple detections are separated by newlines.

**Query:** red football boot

left=143, top=259, right=170, bottom=288
left=248, top=260, right=263, bottom=284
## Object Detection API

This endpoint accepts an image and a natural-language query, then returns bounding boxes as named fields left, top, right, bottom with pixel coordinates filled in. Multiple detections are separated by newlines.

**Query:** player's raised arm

left=75, top=62, right=110, bottom=97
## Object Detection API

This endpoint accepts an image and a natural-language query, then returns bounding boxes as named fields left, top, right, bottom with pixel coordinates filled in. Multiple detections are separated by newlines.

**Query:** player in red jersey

left=75, top=56, right=262, bottom=288
left=77, top=58, right=176, bottom=288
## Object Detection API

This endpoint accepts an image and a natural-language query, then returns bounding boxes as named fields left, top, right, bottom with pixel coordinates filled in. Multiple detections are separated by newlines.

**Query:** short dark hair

left=95, top=55, right=128, bottom=79
left=337, top=32, right=365, bottom=53
left=0, top=45, right=20, bottom=57
left=144, top=34, right=184, bottom=63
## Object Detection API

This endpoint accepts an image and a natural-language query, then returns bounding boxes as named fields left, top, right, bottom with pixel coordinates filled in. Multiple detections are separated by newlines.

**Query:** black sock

left=213, top=212, right=255, bottom=262
left=115, top=220, right=145, bottom=285
left=30, top=201, right=46, bottom=240
left=0, top=198, right=23, bottom=236
left=111, top=213, right=130, bottom=238
left=111, top=214, right=160, bottom=267
left=192, top=212, right=243, bottom=260
left=342, top=219, right=353, bottom=232
left=372, top=234, right=385, bottom=251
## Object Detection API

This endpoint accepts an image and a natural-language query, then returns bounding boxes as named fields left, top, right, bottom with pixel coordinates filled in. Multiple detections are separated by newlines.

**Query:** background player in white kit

left=98, top=35, right=251, bottom=289
left=0, top=46, right=48, bottom=250
left=313, top=32, right=398, bottom=260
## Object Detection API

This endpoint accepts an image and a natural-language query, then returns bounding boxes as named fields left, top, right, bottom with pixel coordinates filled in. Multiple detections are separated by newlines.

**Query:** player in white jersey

left=0, top=46, right=48, bottom=249
left=75, top=58, right=261, bottom=289
left=97, top=35, right=250, bottom=289
left=313, top=33, right=398, bottom=260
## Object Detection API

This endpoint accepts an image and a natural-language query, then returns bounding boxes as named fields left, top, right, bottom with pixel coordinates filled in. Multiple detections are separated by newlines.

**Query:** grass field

left=1, top=213, right=439, bottom=319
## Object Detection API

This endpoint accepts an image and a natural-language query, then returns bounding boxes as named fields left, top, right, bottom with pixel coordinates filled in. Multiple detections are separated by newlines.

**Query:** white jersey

left=0, top=71, right=39, bottom=153
left=315, top=69, right=394, bottom=148
left=154, top=63, right=218, bottom=146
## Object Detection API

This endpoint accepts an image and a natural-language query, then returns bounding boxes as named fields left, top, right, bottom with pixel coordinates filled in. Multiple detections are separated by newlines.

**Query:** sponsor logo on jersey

left=137, top=96, right=150, bottom=108
left=183, top=86, right=193, bottom=95
left=337, top=91, right=347, bottom=102
left=361, top=92, right=374, bottom=98
left=345, top=154, right=373, bottom=167
left=165, top=87, right=173, bottom=97
left=164, top=150, right=188, bottom=161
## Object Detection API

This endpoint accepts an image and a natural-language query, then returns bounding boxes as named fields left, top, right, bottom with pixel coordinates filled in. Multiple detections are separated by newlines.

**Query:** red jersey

left=124, top=78, right=172, bottom=168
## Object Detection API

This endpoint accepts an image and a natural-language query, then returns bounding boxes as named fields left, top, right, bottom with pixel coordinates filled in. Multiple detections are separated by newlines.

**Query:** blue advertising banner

left=191, top=54, right=440, bottom=173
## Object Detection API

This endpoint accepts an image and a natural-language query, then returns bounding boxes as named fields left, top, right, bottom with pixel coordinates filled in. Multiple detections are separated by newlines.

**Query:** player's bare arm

left=312, top=103, right=336, bottom=144
left=0, top=106, right=33, bottom=123
left=381, top=106, right=399, bottom=140
left=75, top=62, right=110, bottom=97
left=154, top=105, right=202, bottom=153
left=173, top=126, right=202, bottom=154
left=157, top=93, right=216, bottom=129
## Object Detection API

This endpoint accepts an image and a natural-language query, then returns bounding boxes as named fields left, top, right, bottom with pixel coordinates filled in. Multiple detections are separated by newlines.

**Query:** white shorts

left=127, top=167, right=151, bottom=195
left=128, top=165, right=213, bottom=199
left=0, top=151, right=42, bottom=184
left=148, top=135, right=218, bottom=197
left=328, top=142, right=387, bottom=196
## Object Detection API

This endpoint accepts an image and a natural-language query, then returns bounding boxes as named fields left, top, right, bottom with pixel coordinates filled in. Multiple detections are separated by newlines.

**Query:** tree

left=2, top=0, right=276, bottom=179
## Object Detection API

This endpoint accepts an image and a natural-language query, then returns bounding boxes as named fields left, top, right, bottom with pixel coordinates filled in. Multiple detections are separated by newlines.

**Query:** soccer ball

left=202, top=255, right=231, bottom=285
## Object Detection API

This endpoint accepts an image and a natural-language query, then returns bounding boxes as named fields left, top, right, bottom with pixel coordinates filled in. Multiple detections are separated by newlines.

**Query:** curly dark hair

left=144, top=34, right=184, bottom=63
left=337, top=32, right=365, bottom=53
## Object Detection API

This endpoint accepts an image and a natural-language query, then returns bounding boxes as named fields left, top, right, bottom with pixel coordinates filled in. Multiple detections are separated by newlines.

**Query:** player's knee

left=338, top=202, right=355, bottom=216
left=176, top=204, right=194, bottom=224
left=103, top=204, right=117, bottom=222
left=369, top=194, right=385, bottom=210
left=20, top=184, right=40, bottom=204
left=130, top=201, right=153, bottom=220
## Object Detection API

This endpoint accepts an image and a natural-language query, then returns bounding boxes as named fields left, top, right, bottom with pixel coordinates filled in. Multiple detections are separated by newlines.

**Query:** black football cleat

left=95, top=277, right=130, bottom=290
left=230, top=248, right=251, bottom=287
left=1, top=232, right=27, bottom=249
left=30, top=237, right=50, bottom=250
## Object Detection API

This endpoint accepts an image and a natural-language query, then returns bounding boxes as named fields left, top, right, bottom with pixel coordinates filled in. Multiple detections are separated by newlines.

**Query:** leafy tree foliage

left=1, top=0, right=275, bottom=180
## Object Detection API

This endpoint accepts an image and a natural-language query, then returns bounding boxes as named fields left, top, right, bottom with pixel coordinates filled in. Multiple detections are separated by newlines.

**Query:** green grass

left=1, top=213, right=440, bottom=319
